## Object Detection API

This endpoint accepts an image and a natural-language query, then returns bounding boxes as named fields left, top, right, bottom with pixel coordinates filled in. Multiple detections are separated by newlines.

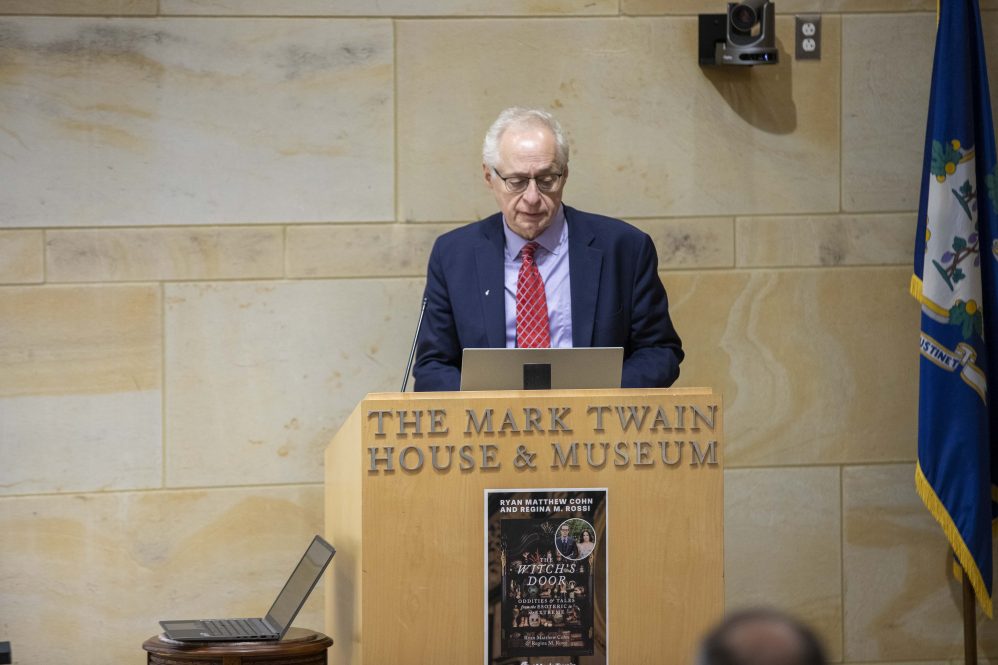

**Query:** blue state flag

left=912, top=0, right=998, bottom=617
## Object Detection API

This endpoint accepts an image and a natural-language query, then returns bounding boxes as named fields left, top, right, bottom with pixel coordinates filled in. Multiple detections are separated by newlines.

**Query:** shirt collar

left=503, top=205, right=567, bottom=260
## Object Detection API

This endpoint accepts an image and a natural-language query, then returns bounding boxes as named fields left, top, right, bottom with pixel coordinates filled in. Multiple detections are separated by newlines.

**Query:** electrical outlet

left=795, top=15, right=821, bottom=60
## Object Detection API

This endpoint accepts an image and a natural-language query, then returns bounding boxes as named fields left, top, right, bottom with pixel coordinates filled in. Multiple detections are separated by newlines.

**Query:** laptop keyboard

left=202, top=618, right=270, bottom=638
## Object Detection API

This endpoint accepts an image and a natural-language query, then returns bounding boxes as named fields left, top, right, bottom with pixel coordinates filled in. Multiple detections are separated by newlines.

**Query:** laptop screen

left=265, top=536, right=336, bottom=633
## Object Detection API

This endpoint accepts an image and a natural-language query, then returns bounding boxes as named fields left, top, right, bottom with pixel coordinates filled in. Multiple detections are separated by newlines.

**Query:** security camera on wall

left=699, top=1, right=779, bottom=66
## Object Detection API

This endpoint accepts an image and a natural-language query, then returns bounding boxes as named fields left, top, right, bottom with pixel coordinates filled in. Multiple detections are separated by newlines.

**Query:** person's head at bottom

left=697, top=608, right=827, bottom=665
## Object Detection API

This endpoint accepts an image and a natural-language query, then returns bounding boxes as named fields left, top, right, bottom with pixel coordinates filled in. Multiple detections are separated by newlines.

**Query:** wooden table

left=143, top=627, right=332, bottom=665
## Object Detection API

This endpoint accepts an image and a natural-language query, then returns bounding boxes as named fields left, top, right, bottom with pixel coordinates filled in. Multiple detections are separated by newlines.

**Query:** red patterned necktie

left=516, top=242, right=551, bottom=348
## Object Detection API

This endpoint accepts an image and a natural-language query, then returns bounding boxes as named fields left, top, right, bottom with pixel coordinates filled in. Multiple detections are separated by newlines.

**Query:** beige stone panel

left=0, top=284, right=160, bottom=397
left=725, top=467, right=842, bottom=661
left=629, top=217, right=735, bottom=269
left=624, top=2, right=997, bottom=12
left=397, top=16, right=840, bottom=222
left=0, top=229, right=43, bottom=283
left=165, top=278, right=425, bottom=487
left=47, top=226, right=284, bottom=282
left=666, top=267, right=917, bottom=466
left=0, top=18, right=393, bottom=227
left=623, top=0, right=940, bottom=12
left=0, top=485, right=322, bottom=665
left=843, top=11, right=998, bottom=211
left=736, top=213, right=914, bottom=268
left=841, top=464, right=998, bottom=661
left=287, top=223, right=459, bottom=278
left=844, top=11, right=998, bottom=213
left=842, top=14, right=935, bottom=212
left=0, top=0, right=156, bottom=14
left=161, top=0, right=618, bottom=16
left=0, top=390, right=161, bottom=494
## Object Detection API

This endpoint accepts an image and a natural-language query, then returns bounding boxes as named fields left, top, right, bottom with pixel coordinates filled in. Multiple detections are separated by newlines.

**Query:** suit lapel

left=475, top=215, right=506, bottom=348
left=567, top=208, right=602, bottom=347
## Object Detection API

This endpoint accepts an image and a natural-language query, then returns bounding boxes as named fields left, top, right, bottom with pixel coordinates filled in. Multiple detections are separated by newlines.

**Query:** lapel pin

left=485, top=289, right=490, bottom=296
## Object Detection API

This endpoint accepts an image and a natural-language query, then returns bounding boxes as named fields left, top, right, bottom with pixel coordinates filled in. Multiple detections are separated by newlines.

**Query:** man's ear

left=482, top=163, right=492, bottom=187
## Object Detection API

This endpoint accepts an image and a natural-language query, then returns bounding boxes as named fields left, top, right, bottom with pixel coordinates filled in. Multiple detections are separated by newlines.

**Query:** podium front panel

left=325, top=388, right=723, bottom=665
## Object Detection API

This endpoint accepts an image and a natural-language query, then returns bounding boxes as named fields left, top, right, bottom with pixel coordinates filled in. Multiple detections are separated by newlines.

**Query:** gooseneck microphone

left=400, top=296, right=429, bottom=392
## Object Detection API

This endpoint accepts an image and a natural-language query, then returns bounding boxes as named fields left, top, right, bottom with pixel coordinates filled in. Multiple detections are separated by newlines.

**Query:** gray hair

left=482, top=107, right=570, bottom=170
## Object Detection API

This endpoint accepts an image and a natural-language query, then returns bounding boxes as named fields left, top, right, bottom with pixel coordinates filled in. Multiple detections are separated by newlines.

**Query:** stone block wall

left=1, top=1, right=997, bottom=663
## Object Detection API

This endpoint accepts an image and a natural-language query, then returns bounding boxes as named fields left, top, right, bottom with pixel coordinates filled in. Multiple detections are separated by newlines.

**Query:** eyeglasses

left=492, top=167, right=564, bottom=194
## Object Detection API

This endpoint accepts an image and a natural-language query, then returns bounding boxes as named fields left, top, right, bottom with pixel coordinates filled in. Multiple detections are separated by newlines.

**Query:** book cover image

left=485, top=489, right=607, bottom=665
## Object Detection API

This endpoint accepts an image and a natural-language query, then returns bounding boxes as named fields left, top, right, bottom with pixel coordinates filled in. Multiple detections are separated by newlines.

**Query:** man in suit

left=555, top=524, right=580, bottom=560
left=413, top=107, right=683, bottom=392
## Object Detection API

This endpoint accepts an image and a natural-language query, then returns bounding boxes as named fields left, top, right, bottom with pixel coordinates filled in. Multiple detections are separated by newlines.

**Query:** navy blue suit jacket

left=412, top=206, right=683, bottom=392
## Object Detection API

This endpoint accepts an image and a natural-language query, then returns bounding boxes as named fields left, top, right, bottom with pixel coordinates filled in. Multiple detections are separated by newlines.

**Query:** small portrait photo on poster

left=555, top=518, right=596, bottom=561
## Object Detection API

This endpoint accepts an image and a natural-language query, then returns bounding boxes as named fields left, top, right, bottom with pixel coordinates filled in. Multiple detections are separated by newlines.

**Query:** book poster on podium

left=485, top=488, right=608, bottom=665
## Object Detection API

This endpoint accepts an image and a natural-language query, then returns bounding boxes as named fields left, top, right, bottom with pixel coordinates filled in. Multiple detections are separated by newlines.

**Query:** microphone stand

left=400, top=296, right=428, bottom=392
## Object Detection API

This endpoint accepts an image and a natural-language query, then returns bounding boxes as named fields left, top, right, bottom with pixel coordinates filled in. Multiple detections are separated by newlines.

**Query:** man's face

left=483, top=124, right=567, bottom=241
left=560, top=526, right=570, bottom=538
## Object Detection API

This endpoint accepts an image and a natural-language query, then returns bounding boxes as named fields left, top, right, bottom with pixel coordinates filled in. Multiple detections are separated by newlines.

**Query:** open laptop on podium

left=159, top=535, right=335, bottom=642
left=459, top=347, right=623, bottom=391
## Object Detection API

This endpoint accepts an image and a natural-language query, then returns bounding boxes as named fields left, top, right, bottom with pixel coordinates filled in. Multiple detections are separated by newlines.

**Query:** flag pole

left=963, top=572, right=977, bottom=665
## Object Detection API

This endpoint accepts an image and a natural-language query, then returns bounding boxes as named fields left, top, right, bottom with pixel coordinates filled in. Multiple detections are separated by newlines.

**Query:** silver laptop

left=159, top=535, right=335, bottom=642
left=459, top=347, right=624, bottom=391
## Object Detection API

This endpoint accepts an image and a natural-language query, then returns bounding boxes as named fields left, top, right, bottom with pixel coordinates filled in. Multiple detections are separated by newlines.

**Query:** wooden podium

left=325, top=388, right=723, bottom=665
